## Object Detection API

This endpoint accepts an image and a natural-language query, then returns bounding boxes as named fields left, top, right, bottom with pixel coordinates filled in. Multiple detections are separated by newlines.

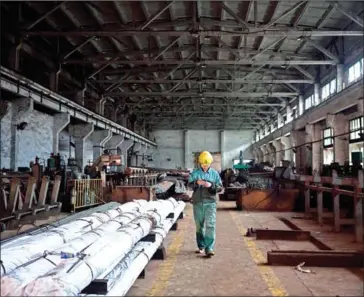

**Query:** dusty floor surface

left=127, top=201, right=364, bottom=296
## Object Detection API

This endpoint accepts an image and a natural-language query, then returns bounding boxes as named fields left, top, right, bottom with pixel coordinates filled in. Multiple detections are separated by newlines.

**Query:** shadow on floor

left=217, top=206, right=240, bottom=212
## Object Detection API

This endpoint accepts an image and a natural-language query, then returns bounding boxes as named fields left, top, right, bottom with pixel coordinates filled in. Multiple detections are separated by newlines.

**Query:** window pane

left=350, top=120, right=355, bottom=130
left=354, top=62, right=361, bottom=79
left=349, top=66, right=355, bottom=83
left=322, top=85, right=328, bottom=100
left=330, top=79, right=336, bottom=94
left=305, top=97, right=311, bottom=109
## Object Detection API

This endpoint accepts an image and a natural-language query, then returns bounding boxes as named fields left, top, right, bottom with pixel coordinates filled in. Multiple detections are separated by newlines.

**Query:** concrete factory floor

left=128, top=202, right=364, bottom=296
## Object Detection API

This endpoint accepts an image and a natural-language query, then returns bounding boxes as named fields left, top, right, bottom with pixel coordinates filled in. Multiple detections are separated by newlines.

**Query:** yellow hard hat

left=198, top=151, right=213, bottom=165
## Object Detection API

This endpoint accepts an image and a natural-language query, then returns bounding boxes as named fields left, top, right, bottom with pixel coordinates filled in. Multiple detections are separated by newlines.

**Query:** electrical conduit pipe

left=20, top=198, right=178, bottom=296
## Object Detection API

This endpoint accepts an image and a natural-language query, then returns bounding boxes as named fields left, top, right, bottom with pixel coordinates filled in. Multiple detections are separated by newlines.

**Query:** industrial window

left=292, top=106, right=297, bottom=119
left=305, top=95, right=313, bottom=110
left=349, top=116, right=364, bottom=142
left=348, top=59, right=363, bottom=84
left=321, top=79, right=336, bottom=101
left=271, top=122, right=277, bottom=132
left=323, top=128, right=334, bottom=148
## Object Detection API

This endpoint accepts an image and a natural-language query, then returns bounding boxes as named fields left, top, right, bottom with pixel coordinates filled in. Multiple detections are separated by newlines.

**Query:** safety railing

left=292, top=170, right=364, bottom=243
left=71, top=179, right=104, bottom=211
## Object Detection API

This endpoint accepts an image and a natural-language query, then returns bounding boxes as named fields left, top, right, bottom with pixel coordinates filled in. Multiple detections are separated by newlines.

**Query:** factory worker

left=188, top=151, right=223, bottom=257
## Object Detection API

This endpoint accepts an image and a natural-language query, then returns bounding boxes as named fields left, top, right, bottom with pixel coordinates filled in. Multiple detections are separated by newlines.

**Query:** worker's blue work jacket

left=188, top=167, right=223, bottom=204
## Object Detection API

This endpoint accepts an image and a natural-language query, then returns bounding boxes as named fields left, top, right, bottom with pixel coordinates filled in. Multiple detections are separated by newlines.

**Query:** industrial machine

left=85, top=151, right=126, bottom=186
left=232, top=151, right=252, bottom=170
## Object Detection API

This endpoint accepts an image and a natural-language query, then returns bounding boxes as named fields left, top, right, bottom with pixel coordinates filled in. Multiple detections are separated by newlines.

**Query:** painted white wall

left=223, top=130, right=253, bottom=167
left=0, top=105, right=54, bottom=168
left=151, top=129, right=253, bottom=170
left=152, top=130, right=184, bottom=169
left=17, top=110, right=54, bottom=168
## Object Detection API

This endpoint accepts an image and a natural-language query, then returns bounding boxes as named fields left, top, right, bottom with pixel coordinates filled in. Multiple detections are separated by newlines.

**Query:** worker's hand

left=204, top=182, right=212, bottom=188
left=196, top=180, right=205, bottom=186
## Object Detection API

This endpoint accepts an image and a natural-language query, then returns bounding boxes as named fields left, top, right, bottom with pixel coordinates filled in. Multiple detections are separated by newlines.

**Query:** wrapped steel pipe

left=101, top=201, right=185, bottom=296
left=0, top=200, right=147, bottom=276
left=20, top=198, right=178, bottom=296
left=1, top=201, right=150, bottom=296
left=1, top=202, right=121, bottom=245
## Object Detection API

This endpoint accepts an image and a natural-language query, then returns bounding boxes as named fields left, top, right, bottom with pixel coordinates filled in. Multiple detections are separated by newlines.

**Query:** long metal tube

left=65, top=59, right=337, bottom=66
left=102, top=201, right=185, bottom=296
left=19, top=198, right=178, bottom=296
left=1, top=202, right=121, bottom=245
left=22, top=30, right=364, bottom=37
left=92, top=79, right=314, bottom=84
left=0, top=201, right=147, bottom=276
left=104, top=91, right=298, bottom=98
left=1, top=202, right=149, bottom=296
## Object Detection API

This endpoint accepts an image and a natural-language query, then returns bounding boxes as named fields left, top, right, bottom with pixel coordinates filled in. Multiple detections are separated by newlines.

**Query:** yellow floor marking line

left=230, top=211, right=289, bottom=296
left=146, top=217, right=189, bottom=296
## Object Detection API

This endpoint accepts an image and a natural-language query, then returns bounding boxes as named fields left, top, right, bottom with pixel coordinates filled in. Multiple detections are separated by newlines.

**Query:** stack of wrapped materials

left=152, top=175, right=191, bottom=202
left=1, top=198, right=185, bottom=296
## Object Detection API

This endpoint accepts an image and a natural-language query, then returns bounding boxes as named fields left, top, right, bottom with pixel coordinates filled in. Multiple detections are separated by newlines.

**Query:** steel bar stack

left=0, top=198, right=185, bottom=296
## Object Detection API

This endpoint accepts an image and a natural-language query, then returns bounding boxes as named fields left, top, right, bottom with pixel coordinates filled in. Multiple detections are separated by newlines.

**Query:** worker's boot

left=195, top=248, right=204, bottom=254
left=205, top=250, right=215, bottom=257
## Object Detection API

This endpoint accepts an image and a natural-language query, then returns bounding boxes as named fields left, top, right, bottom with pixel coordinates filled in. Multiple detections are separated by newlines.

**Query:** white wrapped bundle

left=0, top=200, right=147, bottom=276
left=1, top=201, right=149, bottom=296
left=103, top=201, right=185, bottom=296
left=19, top=198, right=177, bottom=296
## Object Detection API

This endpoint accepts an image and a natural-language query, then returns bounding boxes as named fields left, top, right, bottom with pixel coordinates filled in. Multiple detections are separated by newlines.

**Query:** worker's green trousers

left=193, top=201, right=217, bottom=252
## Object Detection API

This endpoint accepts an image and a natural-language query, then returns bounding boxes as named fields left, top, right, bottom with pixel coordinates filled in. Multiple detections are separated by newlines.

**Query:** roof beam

left=105, top=91, right=297, bottom=98
left=292, top=1, right=310, bottom=26
left=102, top=65, right=300, bottom=76
left=303, top=38, right=339, bottom=62
left=93, top=79, right=314, bottom=84
left=138, top=1, right=175, bottom=30
left=292, top=65, right=315, bottom=80
left=61, top=37, right=95, bottom=60
left=138, top=110, right=274, bottom=115
left=131, top=103, right=282, bottom=108
left=221, top=2, right=249, bottom=30
left=22, top=29, right=364, bottom=37
left=296, top=3, right=335, bottom=53
left=332, top=2, right=364, bottom=28
left=24, top=1, right=65, bottom=30
left=64, top=59, right=337, bottom=66
left=251, top=37, right=287, bottom=60
left=75, top=43, right=316, bottom=61
left=263, top=1, right=308, bottom=29
left=169, top=67, right=198, bottom=92
left=163, top=52, right=196, bottom=78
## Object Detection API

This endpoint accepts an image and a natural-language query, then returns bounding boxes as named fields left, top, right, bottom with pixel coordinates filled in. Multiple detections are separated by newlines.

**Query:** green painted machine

left=233, top=151, right=251, bottom=170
